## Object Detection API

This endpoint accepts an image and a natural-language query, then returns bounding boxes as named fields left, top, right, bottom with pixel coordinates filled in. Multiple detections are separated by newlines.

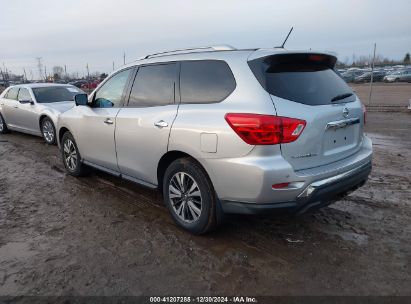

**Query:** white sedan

left=0, top=83, right=84, bottom=144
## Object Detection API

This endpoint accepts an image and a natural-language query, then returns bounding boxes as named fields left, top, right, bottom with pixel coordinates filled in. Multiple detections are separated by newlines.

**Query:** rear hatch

left=248, top=52, right=364, bottom=171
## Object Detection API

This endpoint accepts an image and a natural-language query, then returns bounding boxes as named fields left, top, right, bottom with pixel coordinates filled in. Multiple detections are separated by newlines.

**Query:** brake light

left=225, top=113, right=306, bottom=145
left=361, top=103, right=366, bottom=125
left=272, top=182, right=290, bottom=189
left=308, top=55, right=325, bottom=62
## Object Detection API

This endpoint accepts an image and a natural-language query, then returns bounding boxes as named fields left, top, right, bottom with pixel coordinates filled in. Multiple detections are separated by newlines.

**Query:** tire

left=41, top=117, right=56, bottom=145
left=163, top=157, right=220, bottom=234
left=0, top=113, right=9, bottom=134
left=61, top=131, right=88, bottom=177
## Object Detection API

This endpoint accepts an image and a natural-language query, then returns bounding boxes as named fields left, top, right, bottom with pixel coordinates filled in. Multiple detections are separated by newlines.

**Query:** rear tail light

left=225, top=113, right=306, bottom=145
left=272, top=182, right=290, bottom=189
left=361, top=103, right=366, bottom=125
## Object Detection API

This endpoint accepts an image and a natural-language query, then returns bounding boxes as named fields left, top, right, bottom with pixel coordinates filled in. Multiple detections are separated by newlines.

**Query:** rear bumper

left=221, top=160, right=371, bottom=215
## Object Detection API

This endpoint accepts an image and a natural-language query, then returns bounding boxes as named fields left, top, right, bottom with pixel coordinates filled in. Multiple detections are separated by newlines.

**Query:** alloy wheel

left=42, top=120, right=54, bottom=143
left=169, top=172, right=202, bottom=223
left=0, top=115, right=4, bottom=132
left=63, top=139, right=78, bottom=171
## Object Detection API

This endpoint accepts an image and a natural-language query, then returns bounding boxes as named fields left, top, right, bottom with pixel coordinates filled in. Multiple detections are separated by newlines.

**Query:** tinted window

left=33, top=86, right=84, bottom=103
left=180, top=60, right=236, bottom=104
left=17, top=88, right=32, bottom=101
left=5, top=88, right=19, bottom=100
left=128, top=63, right=177, bottom=107
left=94, top=69, right=131, bottom=108
left=248, top=54, right=355, bottom=105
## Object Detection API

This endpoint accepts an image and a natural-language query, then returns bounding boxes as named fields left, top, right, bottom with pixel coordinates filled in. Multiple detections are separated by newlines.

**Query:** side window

left=180, top=60, right=236, bottom=104
left=128, top=63, right=177, bottom=107
left=5, top=88, right=19, bottom=100
left=17, top=88, right=32, bottom=101
left=94, top=69, right=131, bottom=108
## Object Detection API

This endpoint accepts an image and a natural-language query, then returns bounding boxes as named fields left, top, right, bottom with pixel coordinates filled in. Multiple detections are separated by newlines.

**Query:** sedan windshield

left=32, top=86, right=84, bottom=103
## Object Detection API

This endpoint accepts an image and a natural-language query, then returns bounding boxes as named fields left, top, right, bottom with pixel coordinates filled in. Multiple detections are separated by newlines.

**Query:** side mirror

left=74, top=94, right=89, bottom=106
left=19, top=99, right=34, bottom=105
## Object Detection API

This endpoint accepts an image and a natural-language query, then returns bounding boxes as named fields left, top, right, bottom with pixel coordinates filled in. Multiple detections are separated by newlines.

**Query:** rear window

left=128, top=63, right=177, bottom=107
left=33, top=86, right=83, bottom=103
left=180, top=60, right=236, bottom=104
left=248, top=54, right=355, bottom=105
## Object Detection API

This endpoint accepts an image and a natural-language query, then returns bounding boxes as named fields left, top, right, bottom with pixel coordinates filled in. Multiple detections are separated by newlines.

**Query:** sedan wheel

left=169, top=172, right=202, bottom=223
left=0, top=113, right=8, bottom=134
left=0, top=115, right=4, bottom=132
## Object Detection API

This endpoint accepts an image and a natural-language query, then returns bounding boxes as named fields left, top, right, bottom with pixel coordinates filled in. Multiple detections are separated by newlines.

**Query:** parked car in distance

left=57, top=46, right=372, bottom=234
left=69, top=80, right=88, bottom=88
left=341, top=70, right=365, bottom=83
left=0, top=83, right=85, bottom=144
left=81, top=80, right=100, bottom=90
left=383, top=70, right=411, bottom=83
left=354, top=70, right=386, bottom=83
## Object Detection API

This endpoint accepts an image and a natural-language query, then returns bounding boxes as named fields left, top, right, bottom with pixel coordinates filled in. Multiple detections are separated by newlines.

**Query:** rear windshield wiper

left=331, top=92, right=354, bottom=102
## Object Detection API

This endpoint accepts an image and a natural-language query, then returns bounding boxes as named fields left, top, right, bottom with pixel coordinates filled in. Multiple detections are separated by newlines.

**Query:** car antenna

left=276, top=27, right=294, bottom=48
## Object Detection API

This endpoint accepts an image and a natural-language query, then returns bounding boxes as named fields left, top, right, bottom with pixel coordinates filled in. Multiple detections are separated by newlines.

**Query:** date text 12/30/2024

left=150, top=296, right=258, bottom=303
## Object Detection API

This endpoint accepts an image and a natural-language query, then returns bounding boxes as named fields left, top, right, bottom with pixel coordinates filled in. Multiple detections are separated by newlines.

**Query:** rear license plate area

left=323, top=126, right=356, bottom=155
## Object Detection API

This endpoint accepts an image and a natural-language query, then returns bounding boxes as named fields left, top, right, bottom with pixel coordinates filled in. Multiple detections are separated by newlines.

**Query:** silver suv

left=57, top=46, right=372, bottom=234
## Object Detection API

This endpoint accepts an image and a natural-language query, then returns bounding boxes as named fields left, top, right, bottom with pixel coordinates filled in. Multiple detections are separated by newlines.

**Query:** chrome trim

left=297, top=162, right=370, bottom=198
left=326, top=117, right=360, bottom=130
left=154, top=120, right=168, bottom=128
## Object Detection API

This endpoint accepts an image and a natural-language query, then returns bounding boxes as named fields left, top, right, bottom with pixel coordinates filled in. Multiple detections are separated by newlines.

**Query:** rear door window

left=180, top=60, right=236, bottom=104
left=128, top=63, right=178, bottom=107
left=248, top=54, right=355, bottom=105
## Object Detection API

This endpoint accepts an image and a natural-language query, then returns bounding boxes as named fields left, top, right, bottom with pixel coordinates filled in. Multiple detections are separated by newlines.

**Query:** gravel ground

left=0, top=111, right=410, bottom=296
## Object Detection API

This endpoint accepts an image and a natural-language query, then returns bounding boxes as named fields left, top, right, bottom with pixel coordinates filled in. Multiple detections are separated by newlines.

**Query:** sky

left=1, top=0, right=410, bottom=79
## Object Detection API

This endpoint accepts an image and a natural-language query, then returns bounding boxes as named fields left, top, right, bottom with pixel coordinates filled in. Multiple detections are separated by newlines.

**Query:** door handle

left=103, top=118, right=114, bottom=125
left=154, top=120, right=168, bottom=128
left=13, top=106, right=19, bottom=108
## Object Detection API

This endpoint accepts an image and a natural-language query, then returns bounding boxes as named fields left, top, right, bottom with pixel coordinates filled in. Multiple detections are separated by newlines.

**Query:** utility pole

left=23, top=68, right=27, bottom=82
left=113, top=61, right=115, bottom=71
left=368, top=43, right=376, bottom=106
left=123, top=52, right=126, bottom=65
left=44, top=66, right=47, bottom=81
left=86, top=63, right=90, bottom=79
left=86, top=63, right=90, bottom=89
left=64, top=65, right=67, bottom=79
left=0, top=68, right=5, bottom=83
left=35, top=57, right=43, bottom=81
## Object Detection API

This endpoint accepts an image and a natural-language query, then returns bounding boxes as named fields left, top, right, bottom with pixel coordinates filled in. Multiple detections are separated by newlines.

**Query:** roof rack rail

left=142, top=45, right=237, bottom=59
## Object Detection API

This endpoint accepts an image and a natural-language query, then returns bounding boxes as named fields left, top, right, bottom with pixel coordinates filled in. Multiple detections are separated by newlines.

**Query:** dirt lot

left=0, top=113, right=410, bottom=295
left=351, top=83, right=411, bottom=107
